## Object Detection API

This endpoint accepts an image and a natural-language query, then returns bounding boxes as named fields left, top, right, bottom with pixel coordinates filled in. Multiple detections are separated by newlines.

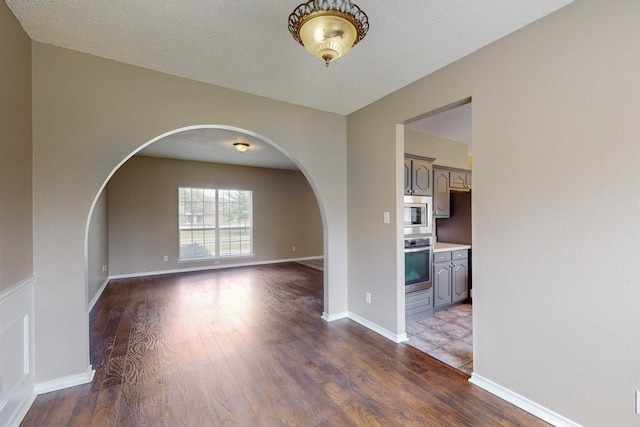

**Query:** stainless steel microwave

left=404, top=196, right=433, bottom=235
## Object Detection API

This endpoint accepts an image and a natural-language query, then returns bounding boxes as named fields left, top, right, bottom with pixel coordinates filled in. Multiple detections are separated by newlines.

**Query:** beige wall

left=348, top=0, right=640, bottom=425
left=87, top=189, right=108, bottom=304
left=18, top=0, right=640, bottom=423
left=108, top=156, right=322, bottom=275
left=32, top=43, right=348, bottom=383
left=0, top=1, right=32, bottom=291
left=404, top=130, right=470, bottom=170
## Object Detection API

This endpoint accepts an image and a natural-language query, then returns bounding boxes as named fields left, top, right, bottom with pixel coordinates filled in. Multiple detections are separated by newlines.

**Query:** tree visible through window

left=179, top=187, right=252, bottom=260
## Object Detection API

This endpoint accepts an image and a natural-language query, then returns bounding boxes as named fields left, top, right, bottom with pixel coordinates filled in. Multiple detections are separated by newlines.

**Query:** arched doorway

left=30, top=49, right=348, bottom=388
left=85, top=124, right=327, bottom=313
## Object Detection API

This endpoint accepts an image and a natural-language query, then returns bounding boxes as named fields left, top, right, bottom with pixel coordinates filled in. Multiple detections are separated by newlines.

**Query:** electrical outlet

left=163, top=256, right=168, bottom=262
left=383, top=212, right=390, bottom=224
left=292, top=246, right=296, bottom=252
left=102, top=265, right=107, bottom=273
left=365, top=292, right=372, bottom=304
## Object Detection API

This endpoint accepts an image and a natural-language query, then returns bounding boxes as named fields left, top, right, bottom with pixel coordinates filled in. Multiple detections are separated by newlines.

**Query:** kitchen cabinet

left=434, top=249, right=469, bottom=308
left=433, top=168, right=450, bottom=218
left=404, top=155, right=434, bottom=196
left=450, top=170, right=472, bottom=190
left=433, top=167, right=472, bottom=218
left=405, top=288, right=433, bottom=323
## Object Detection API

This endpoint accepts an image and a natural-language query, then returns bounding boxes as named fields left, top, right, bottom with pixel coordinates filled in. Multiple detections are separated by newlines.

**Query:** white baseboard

left=347, top=312, right=407, bottom=343
left=322, top=310, right=408, bottom=344
left=396, top=332, right=409, bottom=342
left=109, top=256, right=323, bottom=280
left=88, top=278, right=110, bottom=312
left=34, top=366, right=95, bottom=395
left=3, top=391, right=36, bottom=427
left=469, top=373, right=582, bottom=427
left=321, top=311, right=349, bottom=322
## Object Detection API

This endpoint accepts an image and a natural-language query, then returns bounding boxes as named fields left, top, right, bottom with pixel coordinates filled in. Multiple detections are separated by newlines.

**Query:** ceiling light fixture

left=288, top=0, right=369, bottom=68
left=234, top=142, right=250, bottom=153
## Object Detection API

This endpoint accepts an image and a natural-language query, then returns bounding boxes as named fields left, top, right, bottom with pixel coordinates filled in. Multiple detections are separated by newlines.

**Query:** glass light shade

left=299, top=13, right=358, bottom=66
left=234, top=142, right=249, bottom=153
left=288, top=0, right=369, bottom=67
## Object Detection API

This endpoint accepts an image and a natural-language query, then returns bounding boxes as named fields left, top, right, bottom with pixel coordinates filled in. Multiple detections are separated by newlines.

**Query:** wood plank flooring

left=21, top=263, right=549, bottom=426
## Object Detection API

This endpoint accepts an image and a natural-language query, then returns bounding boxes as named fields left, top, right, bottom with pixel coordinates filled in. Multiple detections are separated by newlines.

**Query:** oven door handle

left=404, top=247, right=432, bottom=253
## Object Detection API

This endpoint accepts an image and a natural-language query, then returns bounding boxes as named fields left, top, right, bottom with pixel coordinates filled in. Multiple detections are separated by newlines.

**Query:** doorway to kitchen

left=402, top=99, right=473, bottom=374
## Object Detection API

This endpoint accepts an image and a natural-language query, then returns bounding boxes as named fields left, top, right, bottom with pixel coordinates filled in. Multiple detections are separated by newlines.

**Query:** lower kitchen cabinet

left=405, top=288, right=433, bottom=323
left=452, top=258, right=469, bottom=302
left=434, top=249, right=469, bottom=309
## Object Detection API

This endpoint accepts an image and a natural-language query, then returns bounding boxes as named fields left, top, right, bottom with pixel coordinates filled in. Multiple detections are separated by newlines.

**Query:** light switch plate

left=383, top=212, right=390, bottom=224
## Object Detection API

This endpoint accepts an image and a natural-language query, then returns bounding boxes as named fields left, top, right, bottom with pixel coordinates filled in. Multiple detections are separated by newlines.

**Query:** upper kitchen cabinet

left=433, top=168, right=451, bottom=218
left=433, top=166, right=472, bottom=218
left=404, top=155, right=435, bottom=196
left=450, top=170, right=472, bottom=190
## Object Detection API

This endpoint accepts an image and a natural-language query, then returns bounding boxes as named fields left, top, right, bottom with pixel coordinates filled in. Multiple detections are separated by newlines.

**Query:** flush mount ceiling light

left=234, top=142, right=250, bottom=153
left=288, top=0, right=369, bottom=67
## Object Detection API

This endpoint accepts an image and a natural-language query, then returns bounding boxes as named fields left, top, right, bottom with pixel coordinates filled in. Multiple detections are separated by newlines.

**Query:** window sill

left=178, top=254, right=254, bottom=264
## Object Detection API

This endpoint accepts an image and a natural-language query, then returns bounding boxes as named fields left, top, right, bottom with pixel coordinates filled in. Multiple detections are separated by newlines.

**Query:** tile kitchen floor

left=406, top=303, right=473, bottom=375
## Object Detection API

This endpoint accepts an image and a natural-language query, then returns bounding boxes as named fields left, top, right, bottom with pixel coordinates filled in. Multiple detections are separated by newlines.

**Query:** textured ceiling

left=138, top=128, right=299, bottom=171
left=7, top=0, right=573, bottom=116
left=8, top=0, right=572, bottom=170
left=406, top=103, right=472, bottom=146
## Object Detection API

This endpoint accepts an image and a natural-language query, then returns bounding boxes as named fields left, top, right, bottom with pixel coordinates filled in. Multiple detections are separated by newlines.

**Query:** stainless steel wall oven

left=404, top=235, right=433, bottom=293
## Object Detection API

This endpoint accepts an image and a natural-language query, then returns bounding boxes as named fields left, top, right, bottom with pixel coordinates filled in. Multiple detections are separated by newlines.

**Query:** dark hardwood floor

left=21, top=263, right=548, bottom=426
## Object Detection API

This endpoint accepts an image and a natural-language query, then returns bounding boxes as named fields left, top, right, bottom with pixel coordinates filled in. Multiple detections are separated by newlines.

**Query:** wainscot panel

left=0, top=277, right=36, bottom=427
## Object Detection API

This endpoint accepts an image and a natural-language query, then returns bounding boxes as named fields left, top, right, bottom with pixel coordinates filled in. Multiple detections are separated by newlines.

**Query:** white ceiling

left=406, top=102, right=472, bottom=147
left=7, top=0, right=572, bottom=170
left=7, top=0, right=572, bottom=116
left=138, top=127, right=299, bottom=171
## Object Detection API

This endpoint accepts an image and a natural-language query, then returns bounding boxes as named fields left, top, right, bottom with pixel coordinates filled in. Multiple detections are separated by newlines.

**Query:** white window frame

left=178, top=187, right=253, bottom=261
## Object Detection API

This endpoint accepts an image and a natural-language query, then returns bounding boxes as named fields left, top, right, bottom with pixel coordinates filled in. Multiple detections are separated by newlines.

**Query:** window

left=178, top=187, right=252, bottom=260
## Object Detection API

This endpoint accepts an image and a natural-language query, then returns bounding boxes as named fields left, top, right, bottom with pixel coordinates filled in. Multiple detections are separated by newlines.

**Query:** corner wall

left=0, top=3, right=36, bottom=425
left=347, top=0, right=640, bottom=425
left=0, top=0, right=32, bottom=292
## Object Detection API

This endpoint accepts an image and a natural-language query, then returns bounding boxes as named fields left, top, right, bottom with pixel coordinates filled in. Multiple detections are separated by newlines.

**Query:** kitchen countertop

left=433, top=242, right=472, bottom=253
